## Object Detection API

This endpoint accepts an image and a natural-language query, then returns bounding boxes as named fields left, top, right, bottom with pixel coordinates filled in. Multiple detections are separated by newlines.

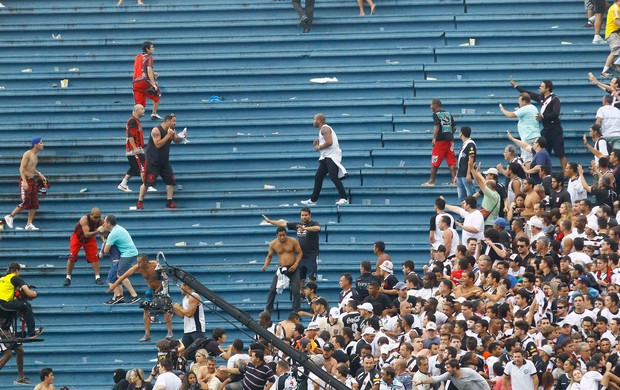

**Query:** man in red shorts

left=133, top=41, right=162, bottom=121
left=4, top=137, right=46, bottom=231
left=422, top=99, right=457, bottom=187
left=63, top=207, right=105, bottom=286
left=118, top=104, right=146, bottom=192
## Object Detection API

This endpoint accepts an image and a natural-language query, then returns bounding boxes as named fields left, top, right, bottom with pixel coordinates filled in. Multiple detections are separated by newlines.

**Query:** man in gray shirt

left=413, top=359, right=490, bottom=390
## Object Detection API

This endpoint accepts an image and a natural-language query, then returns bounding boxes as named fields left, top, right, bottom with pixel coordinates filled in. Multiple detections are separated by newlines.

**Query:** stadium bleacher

left=0, top=0, right=605, bottom=387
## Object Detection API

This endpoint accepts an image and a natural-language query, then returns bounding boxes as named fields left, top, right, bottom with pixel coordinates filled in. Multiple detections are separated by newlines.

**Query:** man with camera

left=108, top=254, right=173, bottom=342
left=172, top=282, right=206, bottom=348
left=0, top=263, right=42, bottom=339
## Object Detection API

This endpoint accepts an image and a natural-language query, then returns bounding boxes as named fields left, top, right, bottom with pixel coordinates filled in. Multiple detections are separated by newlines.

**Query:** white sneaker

left=4, top=215, right=13, bottom=229
left=147, top=187, right=157, bottom=192
left=24, top=223, right=39, bottom=231
left=335, top=198, right=349, bottom=205
left=117, top=184, right=132, bottom=192
left=593, top=35, right=605, bottom=44
left=300, top=199, right=316, bottom=205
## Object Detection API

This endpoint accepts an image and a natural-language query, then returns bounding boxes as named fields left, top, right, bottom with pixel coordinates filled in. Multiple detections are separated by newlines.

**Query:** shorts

left=68, top=234, right=99, bottom=263
left=144, top=288, right=155, bottom=300
left=18, top=177, right=38, bottom=210
left=431, top=140, right=456, bottom=167
left=592, top=0, right=605, bottom=13
left=126, top=154, right=146, bottom=177
left=609, top=32, right=620, bottom=56
left=117, top=256, right=137, bottom=276
left=107, top=260, right=120, bottom=284
left=540, top=128, right=566, bottom=158
left=299, top=255, right=318, bottom=281
left=144, top=160, right=175, bottom=187
left=132, top=80, right=161, bottom=106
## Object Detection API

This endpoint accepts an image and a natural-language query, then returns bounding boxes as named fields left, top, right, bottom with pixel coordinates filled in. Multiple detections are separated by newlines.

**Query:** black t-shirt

left=591, top=187, right=617, bottom=208
left=433, top=110, right=456, bottom=142
left=355, top=273, right=375, bottom=300
left=361, top=315, right=382, bottom=331
left=364, top=294, right=393, bottom=316
left=355, top=368, right=381, bottom=390
left=381, top=274, right=398, bottom=291
left=457, top=140, right=476, bottom=177
left=548, top=188, right=571, bottom=209
left=341, top=312, right=364, bottom=334
left=286, top=220, right=320, bottom=258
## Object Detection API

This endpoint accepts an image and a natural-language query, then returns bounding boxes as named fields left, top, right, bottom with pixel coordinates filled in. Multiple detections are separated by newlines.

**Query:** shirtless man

left=4, top=137, right=45, bottom=231
left=521, top=178, right=541, bottom=221
left=263, top=227, right=303, bottom=313
left=33, top=367, right=55, bottom=390
left=453, top=271, right=482, bottom=299
left=107, top=253, right=173, bottom=342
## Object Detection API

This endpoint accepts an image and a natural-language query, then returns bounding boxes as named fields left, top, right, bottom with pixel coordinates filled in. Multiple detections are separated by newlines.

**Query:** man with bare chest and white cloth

left=263, top=227, right=303, bottom=314
left=4, top=137, right=46, bottom=231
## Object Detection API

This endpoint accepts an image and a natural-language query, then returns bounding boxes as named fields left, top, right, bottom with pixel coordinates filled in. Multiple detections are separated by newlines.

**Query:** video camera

left=139, top=252, right=172, bottom=314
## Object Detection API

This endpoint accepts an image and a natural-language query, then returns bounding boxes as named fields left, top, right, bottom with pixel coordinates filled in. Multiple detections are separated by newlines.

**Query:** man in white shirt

left=565, top=162, right=587, bottom=204
left=503, top=349, right=538, bottom=390
left=441, top=196, right=484, bottom=244
left=154, top=359, right=182, bottom=390
left=596, top=95, right=620, bottom=139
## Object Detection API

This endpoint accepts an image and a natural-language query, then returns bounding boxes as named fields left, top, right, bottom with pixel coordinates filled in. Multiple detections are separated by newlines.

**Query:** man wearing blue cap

left=4, top=137, right=45, bottom=231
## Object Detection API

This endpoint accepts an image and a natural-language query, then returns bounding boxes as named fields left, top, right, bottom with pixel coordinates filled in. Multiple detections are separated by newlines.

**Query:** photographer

left=172, top=283, right=206, bottom=348
left=108, top=254, right=173, bottom=342
left=0, top=263, right=42, bottom=339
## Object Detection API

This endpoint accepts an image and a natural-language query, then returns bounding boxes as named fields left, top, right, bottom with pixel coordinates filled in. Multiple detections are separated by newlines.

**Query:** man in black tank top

left=136, top=114, right=182, bottom=210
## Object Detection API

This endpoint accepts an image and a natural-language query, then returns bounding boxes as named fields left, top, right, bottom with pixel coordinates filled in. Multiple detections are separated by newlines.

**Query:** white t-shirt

left=154, top=371, right=182, bottom=390
left=504, top=360, right=537, bottom=390
left=563, top=309, right=596, bottom=328
left=458, top=208, right=485, bottom=244
left=596, top=104, right=620, bottom=137
left=580, top=370, right=604, bottom=390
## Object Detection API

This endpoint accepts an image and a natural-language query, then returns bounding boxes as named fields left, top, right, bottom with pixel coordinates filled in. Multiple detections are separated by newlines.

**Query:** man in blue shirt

left=507, top=133, right=552, bottom=184
left=103, top=215, right=140, bottom=305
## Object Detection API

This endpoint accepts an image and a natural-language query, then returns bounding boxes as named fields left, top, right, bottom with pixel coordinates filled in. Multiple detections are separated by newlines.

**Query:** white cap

left=359, top=302, right=374, bottom=312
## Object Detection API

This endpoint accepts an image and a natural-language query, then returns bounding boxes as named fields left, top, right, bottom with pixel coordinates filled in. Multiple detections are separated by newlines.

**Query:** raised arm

left=499, top=103, right=518, bottom=118
left=577, top=165, right=593, bottom=193
left=261, top=214, right=287, bottom=228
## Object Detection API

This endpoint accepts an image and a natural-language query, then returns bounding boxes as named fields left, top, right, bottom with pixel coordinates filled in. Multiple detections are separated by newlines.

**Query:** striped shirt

left=241, top=362, right=275, bottom=390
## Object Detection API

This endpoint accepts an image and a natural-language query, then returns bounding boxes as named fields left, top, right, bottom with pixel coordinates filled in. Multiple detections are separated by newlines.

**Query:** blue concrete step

left=412, top=78, right=595, bottom=99
left=0, top=80, right=414, bottom=105
left=423, top=61, right=603, bottom=80
left=0, top=115, right=396, bottom=138
left=0, top=30, right=446, bottom=56
left=435, top=44, right=607, bottom=64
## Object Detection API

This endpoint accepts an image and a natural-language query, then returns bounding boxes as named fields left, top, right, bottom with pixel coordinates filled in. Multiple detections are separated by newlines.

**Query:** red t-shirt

left=125, top=116, right=144, bottom=155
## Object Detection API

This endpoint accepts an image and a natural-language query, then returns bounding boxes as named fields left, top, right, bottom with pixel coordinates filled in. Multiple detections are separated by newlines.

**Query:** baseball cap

left=359, top=302, right=374, bottom=312
left=426, top=322, right=437, bottom=331
left=539, top=345, right=554, bottom=356
left=586, top=221, right=598, bottom=231
left=394, top=282, right=407, bottom=290
left=329, top=307, right=341, bottom=319
left=575, top=275, right=590, bottom=285
left=380, top=260, right=394, bottom=274
left=432, top=242, right=446, bottom=252
left=323, top=342, right=334, bottom=351
left=380, top=344, right=390, bottom=355
left=307, top=322, right=320, bottom=331
left=493, top=217, right=507, bottom=229
left=310, top=354, right=325, bottom=367
left=31, top=137, right=42, bottom=147
left=362, top=327, right=376, bottom=336
left=483, top=167, right=499, bottom=176
left=528, top=216, right=543, bottom=229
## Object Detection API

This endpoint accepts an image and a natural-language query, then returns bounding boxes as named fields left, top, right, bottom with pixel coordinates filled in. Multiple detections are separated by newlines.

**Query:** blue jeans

left=456, top=176, right=475, bottom=200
